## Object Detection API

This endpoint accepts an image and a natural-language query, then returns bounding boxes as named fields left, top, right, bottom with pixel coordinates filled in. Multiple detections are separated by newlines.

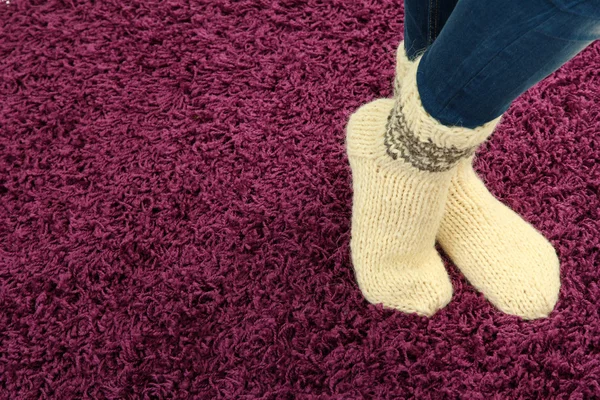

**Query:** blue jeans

left=404, top=0, right=600, bottom=128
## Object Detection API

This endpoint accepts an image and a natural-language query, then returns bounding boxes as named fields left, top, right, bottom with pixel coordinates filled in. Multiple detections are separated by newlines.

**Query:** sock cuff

left=399, top=56, right=502, bottom=150
left=393, top=40, right=411, bottom=96
left=384, top=55, right=502, bottom=172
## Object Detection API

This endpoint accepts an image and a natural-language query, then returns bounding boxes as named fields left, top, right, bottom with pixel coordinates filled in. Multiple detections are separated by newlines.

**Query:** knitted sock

left=438, top=160, right=560, bottom=319
left=394, top=44, right=561, bottom=319
left=346, top=58, right=499, bottom=316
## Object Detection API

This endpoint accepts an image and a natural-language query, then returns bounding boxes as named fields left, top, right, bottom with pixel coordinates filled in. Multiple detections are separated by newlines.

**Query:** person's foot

left=346, top=58, right=499, bottom=316
left=347, top=99, right=453, bottom=316
left=437, top=159, right=561, bottom=319
left=394, top=44, right=561, bottom=319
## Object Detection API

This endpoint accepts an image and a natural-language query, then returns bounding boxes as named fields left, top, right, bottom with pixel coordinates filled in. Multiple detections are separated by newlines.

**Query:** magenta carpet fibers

left=1, top=0, right=600, bottom=398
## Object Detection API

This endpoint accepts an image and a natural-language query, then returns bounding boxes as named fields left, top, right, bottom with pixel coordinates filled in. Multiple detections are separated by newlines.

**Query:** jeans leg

left=416, top=0, right=600, bottom=128
left=403, top=0, right=459, bottom=60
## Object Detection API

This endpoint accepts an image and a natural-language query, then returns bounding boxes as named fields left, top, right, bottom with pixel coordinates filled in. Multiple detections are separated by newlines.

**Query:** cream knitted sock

left=346, top=58, right=499, bottom=316
left=394, top=44, right=561, bottom=319
left=438, top=160, right=560, bottom=319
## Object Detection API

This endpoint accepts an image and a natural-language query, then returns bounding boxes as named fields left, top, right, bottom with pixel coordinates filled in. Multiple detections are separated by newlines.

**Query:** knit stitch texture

left=347, top=58, right=499, bottom=315
left=394, top=43, right=561, bottom=319
left=347, top=98, right=455, bottom=316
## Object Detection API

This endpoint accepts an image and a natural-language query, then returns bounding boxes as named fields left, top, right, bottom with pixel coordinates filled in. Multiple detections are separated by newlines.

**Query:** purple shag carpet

left=1, top=0, right=600, bottom=398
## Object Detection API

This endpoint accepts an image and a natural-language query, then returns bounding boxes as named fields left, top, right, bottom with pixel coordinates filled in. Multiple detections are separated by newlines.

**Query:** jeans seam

left=428, top=0, right=434, bottom=45
left=434, top=0, right=440, bottom=41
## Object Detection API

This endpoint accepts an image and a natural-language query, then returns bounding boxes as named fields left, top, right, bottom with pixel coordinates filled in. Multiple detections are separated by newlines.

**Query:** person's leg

left=346, top=83, right=499, bottom=317
left=347, top=0, right=598, bottom=318
left=395, top=0, right=458, bottom=94
left=403, top=0, right=459, bottom=60
left=346, top=0, right=503, bottom=317
left=417, top=0, right=600, bottom=128
left=392, top=0, right=600, bottom=318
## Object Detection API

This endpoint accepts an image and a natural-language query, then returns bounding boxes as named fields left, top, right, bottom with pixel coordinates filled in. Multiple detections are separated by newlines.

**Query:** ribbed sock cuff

left=385, top=56, right=502, bottom=172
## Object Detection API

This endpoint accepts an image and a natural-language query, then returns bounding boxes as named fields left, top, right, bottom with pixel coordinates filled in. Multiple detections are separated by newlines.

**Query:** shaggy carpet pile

left=1, top=0, right=600, bottom=398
